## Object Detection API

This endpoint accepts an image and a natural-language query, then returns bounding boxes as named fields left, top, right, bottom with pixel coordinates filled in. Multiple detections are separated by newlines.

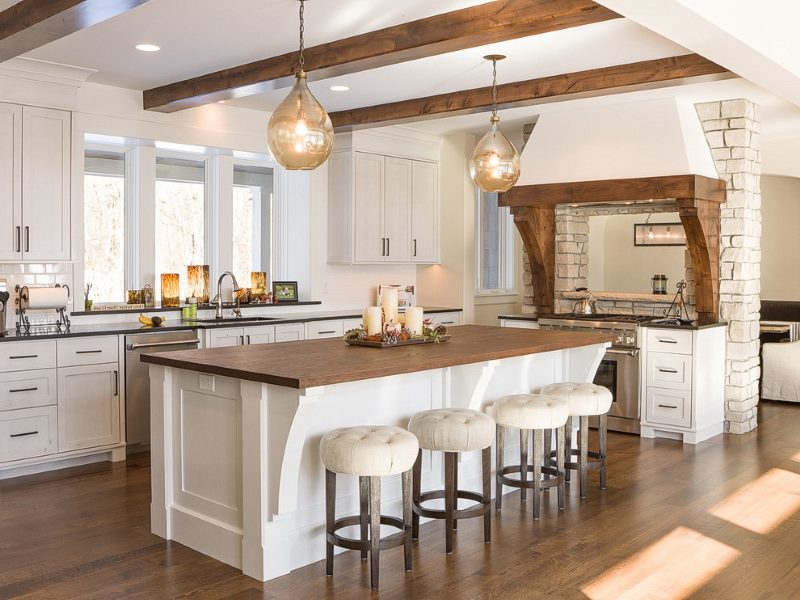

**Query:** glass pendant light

left=469, top=55, right=521, bottom=192
left=267, top=0, right=333, bottom=170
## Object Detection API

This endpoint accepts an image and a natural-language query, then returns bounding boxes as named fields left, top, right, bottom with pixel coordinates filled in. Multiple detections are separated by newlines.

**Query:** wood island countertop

left=140, top=325, right=613, bottom=389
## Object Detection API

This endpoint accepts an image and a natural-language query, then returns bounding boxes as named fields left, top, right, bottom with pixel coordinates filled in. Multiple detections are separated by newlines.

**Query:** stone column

left=696, top=99, right=761, bottom=434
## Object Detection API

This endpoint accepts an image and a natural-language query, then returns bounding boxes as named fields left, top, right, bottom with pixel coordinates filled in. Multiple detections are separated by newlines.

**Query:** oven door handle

left=606, top=348, right=639, bottom=357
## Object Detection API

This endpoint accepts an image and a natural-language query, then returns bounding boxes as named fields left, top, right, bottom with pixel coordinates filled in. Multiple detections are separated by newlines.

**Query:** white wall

left=588, top=212, right=686, bottom=293
left=761, top=174, right=800, bottom=300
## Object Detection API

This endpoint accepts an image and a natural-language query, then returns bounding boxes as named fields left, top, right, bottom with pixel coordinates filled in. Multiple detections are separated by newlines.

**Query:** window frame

left=474, top=188, right=516, bottom=296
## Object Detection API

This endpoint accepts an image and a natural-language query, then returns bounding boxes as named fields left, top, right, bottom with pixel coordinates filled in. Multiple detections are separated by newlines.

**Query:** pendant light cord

left=491, top=58, right=498, bottom=119
left=298, top=0, right=306, bottom=72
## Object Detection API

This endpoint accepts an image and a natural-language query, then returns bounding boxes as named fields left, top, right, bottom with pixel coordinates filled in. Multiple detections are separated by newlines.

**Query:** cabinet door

left=58, top=363, right=121, bottom=451
left=383, top=156, right=412, bottom=262
left=22, top=106, right=71, bottom=261
left=245, top=325, right=275, bottom=345
left=353, top=152, right=385, bottom=263
left=0, top=103, right=22, bottom=261
left=208, top=328, right=244, bottom=348
left=411, top=160, right=438, bottom=263
left=275, top=323, right=305, bottom=343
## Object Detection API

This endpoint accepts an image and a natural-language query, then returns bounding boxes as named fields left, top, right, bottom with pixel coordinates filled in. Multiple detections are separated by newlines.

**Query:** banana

left=138, top=313, right=153, bottom=326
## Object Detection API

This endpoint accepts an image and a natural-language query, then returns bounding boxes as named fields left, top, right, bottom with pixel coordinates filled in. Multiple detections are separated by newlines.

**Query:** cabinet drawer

left=0, top=369, right=56, bottom=411
left=306, top=320, right=344, bottom=339
left=0, top=340, right=56, bottom=372
left=0, top=406, right=58, bottom=462
left=57, top=336, right=118, bottom=367
left=646, top=387, right=692, bottom=428
left=428, top=311, right=462, bottom=326
left=275, top=323, right=305, bottom=343
left=645, top=329, right=692, bottom=355
left=646, top=353, right=692, bottom=390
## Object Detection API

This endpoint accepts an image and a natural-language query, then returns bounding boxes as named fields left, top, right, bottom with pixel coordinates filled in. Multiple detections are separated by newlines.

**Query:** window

left=84, top=150, right=126, bottom=302
left=155, top=156, right=206, bottom=299
left=475, top=189, right=515, bottom=293
left=232, top=164, right=273, bottom=285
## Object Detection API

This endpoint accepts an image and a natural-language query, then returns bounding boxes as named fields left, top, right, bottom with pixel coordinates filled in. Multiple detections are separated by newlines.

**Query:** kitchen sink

left=195, top=317, right=279, bottom=324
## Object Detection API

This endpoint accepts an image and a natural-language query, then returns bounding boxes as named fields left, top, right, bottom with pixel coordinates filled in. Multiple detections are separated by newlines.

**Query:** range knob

left=615, top=334, right=625, bottom=345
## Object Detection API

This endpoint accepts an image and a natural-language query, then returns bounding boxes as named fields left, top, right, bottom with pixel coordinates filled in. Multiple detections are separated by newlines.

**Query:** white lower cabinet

left=208, top=328, right=245, bottom=348
left=57, top=363, right=121, bottom=452
left=275, top=323, right=305, bottom=342
left=306, top=320, right=344, bottom=340
left=428, top=311, right=462, bottom=326
left=245, top=325, right=275, bottom=345
left=640, top=325, right=726, bottom=444
left=0, top=406, right=58, bottom=462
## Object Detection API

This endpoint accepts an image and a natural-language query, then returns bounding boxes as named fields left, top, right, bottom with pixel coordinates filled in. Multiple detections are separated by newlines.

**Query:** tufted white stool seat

left=539, top=383, right=612, bottom=416
left=408, top=408, right=494, bottom=453
left=321, top=426, right=419, bottom=477
left=495, top=394, right=569, bottom=430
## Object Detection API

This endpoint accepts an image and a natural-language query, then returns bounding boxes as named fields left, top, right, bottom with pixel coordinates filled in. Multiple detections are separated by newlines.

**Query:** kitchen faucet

left=213, top=271, right=241, bottom=320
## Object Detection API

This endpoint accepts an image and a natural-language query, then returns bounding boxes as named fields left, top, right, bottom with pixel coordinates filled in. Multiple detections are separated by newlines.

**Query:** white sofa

left=762, top=341, right=800, bottom=402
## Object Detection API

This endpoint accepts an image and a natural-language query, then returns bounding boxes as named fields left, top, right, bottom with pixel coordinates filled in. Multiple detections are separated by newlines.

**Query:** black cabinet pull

left=10, top=431, right=38, bottom=438
left=15, top=226, right=20, bottom=253
left=9, top=355, right=37, bottom=360
left=413, top=238, right=417, bottom=257
left=113, top=370, right=119, bottom=396
left=657, top=367, right=678, bottom=374
left=9, top=387, right=38, bottom=393
left=76, top=350, right=103, bottom=354
left=317, top=330, right=336, bottom=335
left=656, top=337, right=678, bottom=344
left=24, top=226, right=29, bottom=253
left=657, top=404, right=678, bottom=409
left=387, top=238, right=390, bottom=256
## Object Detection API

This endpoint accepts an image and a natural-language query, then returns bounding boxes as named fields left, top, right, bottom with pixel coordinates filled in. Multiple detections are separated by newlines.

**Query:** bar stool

left=320, top=425, right=419, bottom=589
left=540, top=383, right=612, bottom=499
left=407, top=408, right=494, bottom=554
left=494, top=394, right=569, bottom=519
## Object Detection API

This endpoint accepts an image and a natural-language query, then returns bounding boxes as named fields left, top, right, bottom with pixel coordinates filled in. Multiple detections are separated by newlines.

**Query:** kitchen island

left=141, top=325, right=611, bottom=581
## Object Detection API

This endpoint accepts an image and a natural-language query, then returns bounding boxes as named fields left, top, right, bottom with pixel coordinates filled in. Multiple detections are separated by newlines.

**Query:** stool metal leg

left=412, top=450, right=422, bottom=540
left=369, top=476, right=381, bottom=589
left=444, top=451, right=456, bottom=554
left=495, top=424, right=505, bottom=511
left=565, top=416, right=572, bottom=482
left=325, top=469, right=336, bottom=576
left=532, top=429, right=543, bottom=520
left=543, top=429, right=552, bottom=488
left=599, top=413, right=608, bottom=490
left=520, top=429, right=529, bottom=503
left=359, top=476, right=369, bottom=560
left=401, top=469, right=413, bottom=571
left=556, top=425, right=566, bottom=510
left=482, top=446, right=491, bottom=543
left=579, top=415, right=589, bottom=499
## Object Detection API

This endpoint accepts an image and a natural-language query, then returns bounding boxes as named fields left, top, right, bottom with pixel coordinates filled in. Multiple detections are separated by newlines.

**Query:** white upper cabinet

left=411, top=160, right=438, bottom=263
left=0, top=103, right=71, bottom=262
left=0, top=103, right=22, bottom=261
left=22, top=107, right=71, bottom=261
left=328, top=130, right=440, bottom=265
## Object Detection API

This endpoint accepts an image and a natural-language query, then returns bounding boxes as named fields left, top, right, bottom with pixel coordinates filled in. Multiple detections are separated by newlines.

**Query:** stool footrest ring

left=413, top=489, right=490, bottom=521
left=497, top=464, right=565, bottom=490
left=327, top=514, right=409, bottom=552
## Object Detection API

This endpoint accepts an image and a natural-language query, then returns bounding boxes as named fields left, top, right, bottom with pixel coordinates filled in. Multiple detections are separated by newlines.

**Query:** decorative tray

left=345, top=335, right=451, bottom=348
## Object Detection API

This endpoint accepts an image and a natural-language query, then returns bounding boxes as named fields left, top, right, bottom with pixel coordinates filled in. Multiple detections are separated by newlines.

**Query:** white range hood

left=516, top=97, right=719, bottom=185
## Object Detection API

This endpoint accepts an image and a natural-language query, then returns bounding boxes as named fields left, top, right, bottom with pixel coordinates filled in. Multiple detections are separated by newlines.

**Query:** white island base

left=148, top=340, right=607, bottom=582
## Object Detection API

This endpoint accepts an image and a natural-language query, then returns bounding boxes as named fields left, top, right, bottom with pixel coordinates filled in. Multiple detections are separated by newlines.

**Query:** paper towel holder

left=15, top=284, right=71, bottom=334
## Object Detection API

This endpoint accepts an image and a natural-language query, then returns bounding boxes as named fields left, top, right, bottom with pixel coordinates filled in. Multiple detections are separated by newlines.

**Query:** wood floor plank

left=1, top=401, right=799, bottom=599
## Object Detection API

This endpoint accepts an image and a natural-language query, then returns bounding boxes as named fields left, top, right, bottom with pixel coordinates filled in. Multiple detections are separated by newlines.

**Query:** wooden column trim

left=511, top=205, right=556, bottom=315
left=676, top=197, right=721, bottom=324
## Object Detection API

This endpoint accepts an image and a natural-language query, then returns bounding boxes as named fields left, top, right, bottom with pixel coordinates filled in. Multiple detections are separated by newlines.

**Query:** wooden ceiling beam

left=0, top=0, right=153, bottom=62
left=330, top=54, right=733, bottom=130
left=143, top=0, right=621, bottom=113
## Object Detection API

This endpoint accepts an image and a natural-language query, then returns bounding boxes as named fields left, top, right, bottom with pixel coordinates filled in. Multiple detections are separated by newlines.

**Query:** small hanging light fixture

left=267, top=0, right=333, bottom=170
left=469, top=54, right=521, bottom=192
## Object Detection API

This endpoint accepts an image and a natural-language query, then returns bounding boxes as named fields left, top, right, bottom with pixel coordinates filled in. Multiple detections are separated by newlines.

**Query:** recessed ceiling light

left=135, top=44, right=160, bottom=52
left=330, top=85, right=350, bottom=92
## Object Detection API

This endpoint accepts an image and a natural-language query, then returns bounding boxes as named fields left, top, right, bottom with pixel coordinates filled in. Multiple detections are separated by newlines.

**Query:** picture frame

left=272, top=281, right=299, bottom=303
left=377, top=284, right=416, bottom=312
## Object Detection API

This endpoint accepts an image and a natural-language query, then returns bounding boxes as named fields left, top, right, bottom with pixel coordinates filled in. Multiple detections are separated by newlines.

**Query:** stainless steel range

left=538, top=313, right=656, bottom=434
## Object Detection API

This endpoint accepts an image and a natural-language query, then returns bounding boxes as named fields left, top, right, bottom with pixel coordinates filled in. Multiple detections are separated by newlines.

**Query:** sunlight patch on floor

left=581, top=526, right=739, bottom=600
left=708, top=468, right=800, bottom=534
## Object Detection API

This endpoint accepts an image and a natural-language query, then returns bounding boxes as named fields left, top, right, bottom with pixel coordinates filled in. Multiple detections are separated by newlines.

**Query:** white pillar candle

left=380, top=287, right=399, bottom=325
left=405, top=306, right=424, bottom=335
left=364, top=307, right=383, bottom=336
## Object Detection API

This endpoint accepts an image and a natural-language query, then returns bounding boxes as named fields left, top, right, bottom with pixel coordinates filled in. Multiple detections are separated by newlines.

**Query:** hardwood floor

left=2, top=401, right=799, bottom=599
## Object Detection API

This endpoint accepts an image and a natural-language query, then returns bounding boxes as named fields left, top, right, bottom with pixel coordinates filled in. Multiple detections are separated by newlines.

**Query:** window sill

left=474, top=292, right=521, bottom=306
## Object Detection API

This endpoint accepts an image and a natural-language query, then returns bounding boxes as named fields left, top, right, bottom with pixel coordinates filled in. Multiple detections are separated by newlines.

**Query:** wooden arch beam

left=499, top=175, right=726, bottom=321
